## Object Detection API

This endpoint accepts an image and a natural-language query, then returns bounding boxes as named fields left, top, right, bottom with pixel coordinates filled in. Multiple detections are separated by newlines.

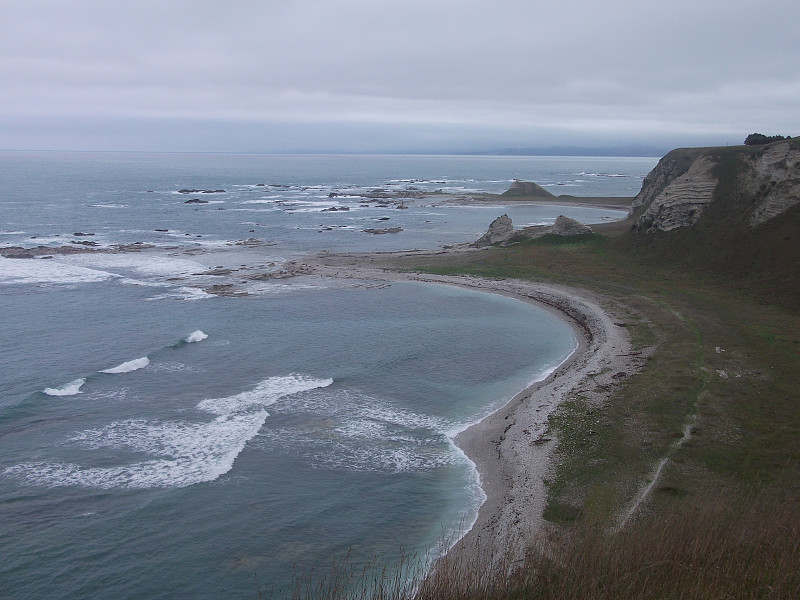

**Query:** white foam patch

left=263, top=388, right=459, bottom=473
left=0, top=256, right=119, bottom=285
left=148, top=362, right=196, bottom=373
left=4, top=373, right=333, bottom=489
left=184, top=330, right=208, bottom=343
left=61, top=254, right=207, bottom=278
left=101, top=357, right=150, bottom=374
left=197, top=374, right=334, bottom=415
left=146, top=286, right=213, bottom=301
left=3, top=413, right=266, bottom=489
left=43, top=378, right=87, bottom=397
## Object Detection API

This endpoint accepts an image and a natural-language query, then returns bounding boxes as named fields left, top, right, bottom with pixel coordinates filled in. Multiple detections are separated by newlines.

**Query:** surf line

left=41, top=330, right=210, bottom=396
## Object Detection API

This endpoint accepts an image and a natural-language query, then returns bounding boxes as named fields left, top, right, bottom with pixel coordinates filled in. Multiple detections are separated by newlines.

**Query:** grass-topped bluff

left=294, top=140, right=800, bottom=600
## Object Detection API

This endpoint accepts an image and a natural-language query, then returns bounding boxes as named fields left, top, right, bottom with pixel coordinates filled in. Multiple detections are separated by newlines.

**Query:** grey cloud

left=1, top=0, right=798, bottom=152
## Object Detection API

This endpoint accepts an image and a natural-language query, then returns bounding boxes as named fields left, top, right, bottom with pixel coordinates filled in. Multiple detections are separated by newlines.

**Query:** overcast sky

left=1, top=0, right=798, bottom=153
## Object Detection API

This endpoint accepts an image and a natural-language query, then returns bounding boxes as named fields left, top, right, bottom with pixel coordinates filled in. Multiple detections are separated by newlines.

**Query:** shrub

left=744, top=133, right=787, bottom=145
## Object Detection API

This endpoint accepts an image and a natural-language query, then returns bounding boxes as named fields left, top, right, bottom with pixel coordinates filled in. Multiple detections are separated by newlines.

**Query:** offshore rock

left=362, top=227, right=403, bottom=234
left=501, top=179, right=554, bottom=198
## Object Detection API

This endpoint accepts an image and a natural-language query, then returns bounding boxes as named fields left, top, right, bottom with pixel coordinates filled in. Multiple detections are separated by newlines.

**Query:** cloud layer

left=2, top=0, right=798, bottom=152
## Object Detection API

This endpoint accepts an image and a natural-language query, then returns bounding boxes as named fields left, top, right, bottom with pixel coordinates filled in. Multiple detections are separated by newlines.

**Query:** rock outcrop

left=501, top=180, right=554, bottom=198
left=474, top=214, right=515, bottom=247
left=634, top=155, right=718, bottom=232
left=550, top=215, right=593, bottom=236
left=473, top=214, right=592, bottom=247
left=629, top=148, right=704, bottom=213
left=631, top=140, right=800, bottom=232
left=743, top=142, right=800, bottom=225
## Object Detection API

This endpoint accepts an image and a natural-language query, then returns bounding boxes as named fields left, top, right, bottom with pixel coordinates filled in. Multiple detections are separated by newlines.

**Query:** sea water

left=0, top=152, right=656, bottom=599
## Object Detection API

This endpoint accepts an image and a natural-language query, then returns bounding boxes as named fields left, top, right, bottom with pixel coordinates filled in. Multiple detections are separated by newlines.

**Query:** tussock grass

left=262, top=491, right=800, bottom=600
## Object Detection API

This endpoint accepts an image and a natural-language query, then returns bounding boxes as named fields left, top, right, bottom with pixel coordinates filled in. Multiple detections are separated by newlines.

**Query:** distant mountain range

left=469, top=144, right=673, bottom=157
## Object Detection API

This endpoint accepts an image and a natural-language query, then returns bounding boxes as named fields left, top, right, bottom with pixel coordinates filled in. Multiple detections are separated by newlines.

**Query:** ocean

left=0, top=152, right=656, bottom=599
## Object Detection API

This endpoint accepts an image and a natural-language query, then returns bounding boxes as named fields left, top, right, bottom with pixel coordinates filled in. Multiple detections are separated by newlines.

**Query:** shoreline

left=432, top=194, right=633, bottom=211
left=303, top=253, right=642, bottom=569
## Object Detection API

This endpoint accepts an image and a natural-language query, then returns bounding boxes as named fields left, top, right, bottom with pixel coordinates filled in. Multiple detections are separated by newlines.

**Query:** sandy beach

left=302, top=251, right=646, bottom=569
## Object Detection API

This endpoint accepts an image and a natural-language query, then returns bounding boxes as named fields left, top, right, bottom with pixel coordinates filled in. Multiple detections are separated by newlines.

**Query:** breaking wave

left=4, top=374, right=334, bottom=489
left=101, top=357, right=150, bottom=374
left=184, top=330, right=208, bottom=343
left=43, top=378, right=87, bottom=397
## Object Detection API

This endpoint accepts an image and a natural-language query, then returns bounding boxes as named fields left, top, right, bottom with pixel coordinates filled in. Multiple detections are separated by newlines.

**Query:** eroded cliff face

left=631, top=141, right=800, bottom=232
left=744, top=142, right=800, bottom=226
left=634, top=155, right=718, bottom=232
left=630, top=148, right=703, bottom=213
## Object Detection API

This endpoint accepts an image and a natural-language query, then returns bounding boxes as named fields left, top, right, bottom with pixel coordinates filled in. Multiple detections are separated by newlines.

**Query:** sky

left=1, top=0, right=798, bottom=154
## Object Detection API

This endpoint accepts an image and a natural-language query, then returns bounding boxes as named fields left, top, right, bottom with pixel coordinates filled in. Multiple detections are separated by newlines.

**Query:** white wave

left=0, top=230, right=26, bottom=235
left=197, top=374, right=334, bottom=415
left=184, top=330, right=208, bottom=343
left=101, top=357, right=150, bottom=374
left=3, top=412, right=267, bottom=489
left=0, top=256, right=120, bottom=285
left=4, top=374, right=335, bottom=489
left=241, top=197, right=282, bottom=204
left=148, top=362, right=195, bottom=373
left=146, top=286, right=213, bottom=301
left=61, top=253, right=207, bottom=278
left=43, top=378, right=87, bottom=397
left=261, top=387, right=458, bottom=473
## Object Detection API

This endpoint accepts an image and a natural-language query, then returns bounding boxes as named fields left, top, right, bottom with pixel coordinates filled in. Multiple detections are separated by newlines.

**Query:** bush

left=744, top=133, right=787, bottom=145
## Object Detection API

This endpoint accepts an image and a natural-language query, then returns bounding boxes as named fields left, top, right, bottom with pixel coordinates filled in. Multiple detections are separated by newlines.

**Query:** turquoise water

left=0, top=153, right=654, bottom=599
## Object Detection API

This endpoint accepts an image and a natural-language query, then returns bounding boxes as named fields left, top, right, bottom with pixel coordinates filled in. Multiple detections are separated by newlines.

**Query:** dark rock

left=474, top=214, right=514, bottom=247
left=362, top=227, right=403, bottom=234
left=501, top=179, right=555, bottom=198
left=551, top=215, right=593, bottom=236
left=183, top=198, right=209, bottom=204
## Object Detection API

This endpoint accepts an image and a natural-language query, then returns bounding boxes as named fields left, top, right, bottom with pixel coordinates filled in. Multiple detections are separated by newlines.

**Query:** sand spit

left=304, top=252, right=645, bottom=569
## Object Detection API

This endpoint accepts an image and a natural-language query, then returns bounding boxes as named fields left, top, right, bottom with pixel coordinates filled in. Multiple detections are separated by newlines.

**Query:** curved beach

left=303, top=253, right=641, bottom=568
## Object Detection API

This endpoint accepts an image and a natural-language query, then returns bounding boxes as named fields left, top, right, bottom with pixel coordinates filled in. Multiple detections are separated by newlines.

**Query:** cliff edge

left=630, top=140, right=800, bottom=232
left=619, top=138, right=800, bottom=308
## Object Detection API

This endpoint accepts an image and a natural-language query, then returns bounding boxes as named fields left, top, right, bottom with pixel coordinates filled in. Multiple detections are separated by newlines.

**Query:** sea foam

left=3, top=412, right=266, bottom=489
left=101, top=357, right=150, bottom=374
left=5, top=374, right=333, bottom=489
left=184, top=330, right=208, bottom=343
left=0, top=256, right=119, bottom=285
left=43, top=378, right=87, bottom=397
left=197, top=374, right=333, bottom=415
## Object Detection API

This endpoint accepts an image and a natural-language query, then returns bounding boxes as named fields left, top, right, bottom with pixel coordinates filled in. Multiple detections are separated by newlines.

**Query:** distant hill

left=615, top=139, right=800, bottom=308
